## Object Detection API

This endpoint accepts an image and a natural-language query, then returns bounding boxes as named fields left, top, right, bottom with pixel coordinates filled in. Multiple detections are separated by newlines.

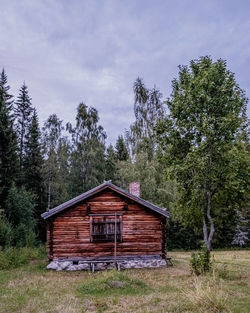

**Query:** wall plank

left=48, top=189, right=166, bottom=259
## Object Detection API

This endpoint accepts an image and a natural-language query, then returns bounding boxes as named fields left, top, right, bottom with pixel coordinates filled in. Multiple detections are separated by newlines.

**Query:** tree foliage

left=5, top=185, right=36, bottom=246
left=67, top=103, right=106, bottom=195
left=156, top=56, right=249, bottom=251
left=115, top=135, right=129, bottom=161
left=0, top=69, right=14, bottom=111
left=24, top=110, right=43, bottom=194
left=129, top=77, right=165, bottom=161
left=0, top=63, right=249, bottom=251
left=232, top=210, right=249, bottom=246
left=105, top=144, right=117, bottom=182
left=42, top=114, right=68, bottom=209
left=15, top=83, right=33, bottom=173
left=0, top=211, right=13, bottom=248
left=0, top=72, right=18, bottom=207
left=117, top=151, right=176, bottom=207
left=24, top=109, right=45, bottom=240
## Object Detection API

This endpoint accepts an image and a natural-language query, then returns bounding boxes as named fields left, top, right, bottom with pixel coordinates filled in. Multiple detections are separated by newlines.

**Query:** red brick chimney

left=129, top=182, right=140, bottom=198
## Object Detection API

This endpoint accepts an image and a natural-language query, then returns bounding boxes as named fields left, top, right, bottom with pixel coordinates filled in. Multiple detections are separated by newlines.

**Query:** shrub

left=5, top=185, right=36, bottom=241
left=4, top=185, right=37, bottom=247
left=190, top=245, right=212, bottom=275
left=13, top=224, right=37, bottom=247
left=0, top=245, right=46, bottom=270
left=0, top=211, right=13, bottom=248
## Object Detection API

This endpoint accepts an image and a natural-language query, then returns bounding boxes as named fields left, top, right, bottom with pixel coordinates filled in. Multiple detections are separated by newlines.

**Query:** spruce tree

left=115, top=135, right=129, bottom=161
left=232, top=210, right=249, bottom=247
left=24, top=109, right=45, bottom=240
left=15, top=83, right=33, bottom=172
left=105, top=144, right=117, bottom=182
left=24, top=109, right=43, bottom=192
left=0, top=74, right=18, bottom=207
left=0, top=68, right=14, bottom=111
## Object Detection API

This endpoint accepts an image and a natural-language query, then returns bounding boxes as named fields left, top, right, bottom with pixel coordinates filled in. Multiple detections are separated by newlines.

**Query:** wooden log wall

left=47, top=190, right=166, bottom=260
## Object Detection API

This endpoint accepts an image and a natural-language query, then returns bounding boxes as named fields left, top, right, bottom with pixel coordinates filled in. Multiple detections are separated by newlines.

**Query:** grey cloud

left=0, top=0, right=249, bottom=144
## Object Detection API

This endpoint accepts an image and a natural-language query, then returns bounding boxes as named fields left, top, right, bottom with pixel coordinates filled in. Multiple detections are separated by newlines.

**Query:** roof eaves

left=41, top=182, right=109, bottom=219
left=41, top=181, right=170, bottom=219
left=107, top=183, right=170, bottom=218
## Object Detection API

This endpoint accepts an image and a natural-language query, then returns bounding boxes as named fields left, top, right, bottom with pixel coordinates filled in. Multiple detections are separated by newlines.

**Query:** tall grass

left=184, top=276, right=231, bottom=313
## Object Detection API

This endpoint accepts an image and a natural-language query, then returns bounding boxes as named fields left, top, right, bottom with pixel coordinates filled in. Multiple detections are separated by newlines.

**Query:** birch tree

left=156, top=56, right=249, bottom=254
left=129, top=77, right=165, bottom=161
left=67, top=103, right=106, bottom=196
left=42, top=114, right=65, bottom=209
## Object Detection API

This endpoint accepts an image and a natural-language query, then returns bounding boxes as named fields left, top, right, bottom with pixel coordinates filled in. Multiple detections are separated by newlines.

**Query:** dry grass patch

left=184, top=276, right=231, bottom=313
left=0, top=250, right=249, bottom=313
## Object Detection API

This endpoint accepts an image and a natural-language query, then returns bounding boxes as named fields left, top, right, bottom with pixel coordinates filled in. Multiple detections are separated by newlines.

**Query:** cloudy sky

left=0, top=0, right=249, bottom=144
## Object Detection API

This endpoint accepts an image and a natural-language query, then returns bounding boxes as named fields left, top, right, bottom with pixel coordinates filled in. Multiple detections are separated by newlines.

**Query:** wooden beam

left=89, top=213, right=123, bottom=216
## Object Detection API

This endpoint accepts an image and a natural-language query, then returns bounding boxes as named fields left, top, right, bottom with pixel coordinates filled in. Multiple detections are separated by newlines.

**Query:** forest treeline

left=0, top=58, right=249, bottom=250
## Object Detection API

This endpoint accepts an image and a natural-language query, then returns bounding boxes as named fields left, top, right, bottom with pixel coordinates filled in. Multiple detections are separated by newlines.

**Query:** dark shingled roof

left=41, top=181, right=170, bottom=219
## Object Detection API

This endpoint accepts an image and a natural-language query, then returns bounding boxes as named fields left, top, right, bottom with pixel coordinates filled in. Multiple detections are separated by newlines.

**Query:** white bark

left=203, top=187, right=215, bottom=252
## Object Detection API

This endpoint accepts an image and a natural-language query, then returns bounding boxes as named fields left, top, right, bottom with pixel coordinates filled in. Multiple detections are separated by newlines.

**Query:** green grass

left=0, top=249, right=249, bottom=312
left=77, top=270, right=151, bottom=297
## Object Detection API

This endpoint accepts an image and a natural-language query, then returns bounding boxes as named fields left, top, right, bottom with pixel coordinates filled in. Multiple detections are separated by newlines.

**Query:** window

left=90, top=215, right=122, bottom=242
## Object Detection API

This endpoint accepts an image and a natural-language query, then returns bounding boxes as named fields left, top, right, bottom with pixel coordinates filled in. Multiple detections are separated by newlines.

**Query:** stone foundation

left=47, top=257, right=166, bottom=271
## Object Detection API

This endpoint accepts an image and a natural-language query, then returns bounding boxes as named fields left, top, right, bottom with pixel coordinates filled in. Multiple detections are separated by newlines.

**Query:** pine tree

left=15, top=83, right=33, bottom=172
left=0, top=74, right=18, bottom=207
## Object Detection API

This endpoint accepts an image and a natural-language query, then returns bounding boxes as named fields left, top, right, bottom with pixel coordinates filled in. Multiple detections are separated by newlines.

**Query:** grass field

left=0, top=250, right=249, bottom=313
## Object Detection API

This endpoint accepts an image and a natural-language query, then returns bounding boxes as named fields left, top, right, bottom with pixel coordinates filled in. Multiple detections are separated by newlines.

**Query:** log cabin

left=41, top=181, right=170, bottom=271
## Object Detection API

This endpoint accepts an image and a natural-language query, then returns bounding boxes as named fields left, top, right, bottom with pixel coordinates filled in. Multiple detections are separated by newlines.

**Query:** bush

left=13, top=224, right=37, bottom=247
left=190, top=245, right=212, bottom=275
left=0, top=245, right=46, bottom=270
left=0, top=211, right=13, bottom=248
left=4, top=185, right=37, bottom=247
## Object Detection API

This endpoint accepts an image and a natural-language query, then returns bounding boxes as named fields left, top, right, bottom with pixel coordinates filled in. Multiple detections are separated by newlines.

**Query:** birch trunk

left=203, top=187, right=215, bottom=252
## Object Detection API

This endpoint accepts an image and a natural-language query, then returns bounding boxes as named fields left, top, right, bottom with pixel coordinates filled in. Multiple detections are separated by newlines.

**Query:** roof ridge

left=41, top=182, right=170, bottom=219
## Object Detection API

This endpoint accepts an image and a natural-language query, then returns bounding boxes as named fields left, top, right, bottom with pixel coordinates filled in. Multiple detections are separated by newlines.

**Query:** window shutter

left=90, top=215, right=122, bottom=242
